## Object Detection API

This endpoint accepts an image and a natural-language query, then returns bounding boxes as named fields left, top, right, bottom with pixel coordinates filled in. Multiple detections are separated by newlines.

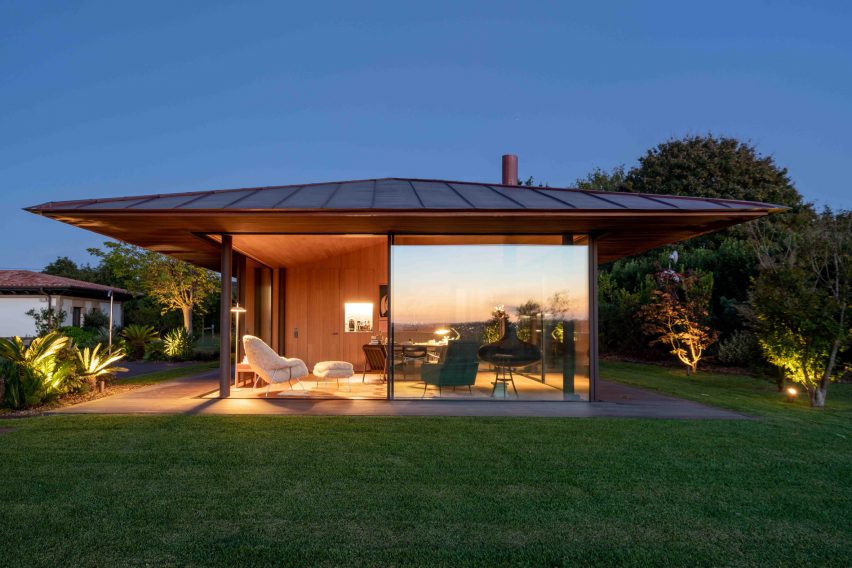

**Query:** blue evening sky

left=2, top=1, right=850, bottom=269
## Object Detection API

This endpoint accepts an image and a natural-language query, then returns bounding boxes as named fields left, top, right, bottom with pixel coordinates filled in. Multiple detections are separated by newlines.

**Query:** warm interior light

left=434, top=327, right=460, bottom=341
left=344, top=302, right=373, bottom=332
left=231, top=304, right=247, bottom=313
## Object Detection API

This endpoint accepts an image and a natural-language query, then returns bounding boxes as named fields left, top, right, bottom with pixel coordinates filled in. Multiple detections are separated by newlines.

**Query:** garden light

left=786, top=386, right=798, bottom=402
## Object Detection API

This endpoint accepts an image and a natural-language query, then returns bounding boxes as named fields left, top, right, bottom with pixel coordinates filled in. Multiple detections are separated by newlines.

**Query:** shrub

left=82, top=308, right=110, bottom=331
left=59, top=326, right=100, bottom=349
left=25, top=307, right=66, bottom=336
left=0, top=332, right=77, bottom=409
left=144, top=339, right=166, bottom=361
left=76, top=344, right=128, bottom=389
left=163, top=328, right=193, bottom=361
left=94, top=326, right=126, bottom=354
left=717, top=330, right=762, bottom=368
left=121, top=324, right=159, bottom=359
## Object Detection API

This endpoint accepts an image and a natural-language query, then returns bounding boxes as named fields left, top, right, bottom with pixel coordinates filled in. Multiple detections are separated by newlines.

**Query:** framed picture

left=379, top=284, right=389, bottom=318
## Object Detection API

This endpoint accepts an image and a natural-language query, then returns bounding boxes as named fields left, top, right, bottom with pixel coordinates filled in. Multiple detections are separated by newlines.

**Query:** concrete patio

left=50, top=369, right=749, bottom=419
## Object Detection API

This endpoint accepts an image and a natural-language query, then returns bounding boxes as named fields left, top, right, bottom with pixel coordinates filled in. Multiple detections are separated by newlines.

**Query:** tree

left=43, top=255, right=117, bottom=286
left=515, top=299, right=542, bottom=342
left=749, top=209, right=851, bottom=408
left=575, top=165, right=627, bottom=191
left=483, top=305, right=507, bottom=344
left=640, top=269, right=718, bottom=374
left=43, top=256, right=85, bottom=280
left=88, top=242, right=218, bottom=335
left=622, top=135, right=802, bottom=208
left=581, top=135, right=807, bottom=362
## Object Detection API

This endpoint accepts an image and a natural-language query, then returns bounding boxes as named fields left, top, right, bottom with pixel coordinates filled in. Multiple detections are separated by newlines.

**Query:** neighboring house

left=26, top=155, right=784, bottom=400
left=0, top=270, right=132, bottom=338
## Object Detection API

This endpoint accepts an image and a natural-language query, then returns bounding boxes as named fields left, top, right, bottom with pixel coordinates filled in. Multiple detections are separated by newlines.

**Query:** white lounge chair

left=242, top=335, right=309, bottom=397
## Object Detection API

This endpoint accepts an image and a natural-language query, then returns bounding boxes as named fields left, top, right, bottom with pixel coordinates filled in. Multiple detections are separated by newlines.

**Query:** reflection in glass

left=390, top=240, right=589, bottom=400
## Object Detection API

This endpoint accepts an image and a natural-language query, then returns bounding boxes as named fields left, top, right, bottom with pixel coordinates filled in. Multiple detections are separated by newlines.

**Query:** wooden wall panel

left=242, top=259, right=257, bottom=339
left=271, top=269, right=281, bottom=351
left=283, top=241, right=387, bottom=371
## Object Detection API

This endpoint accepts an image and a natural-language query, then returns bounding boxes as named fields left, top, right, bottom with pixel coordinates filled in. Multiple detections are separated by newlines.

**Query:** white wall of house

left=0, top=296, right=48, bottom=338
left=0, top=294, right=123, bottom=338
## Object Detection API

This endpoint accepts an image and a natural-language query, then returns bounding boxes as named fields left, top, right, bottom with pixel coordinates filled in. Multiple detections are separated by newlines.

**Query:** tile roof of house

left=0, top=270, right=131, bottom=298
left=26, top=177, right=783, bottom=213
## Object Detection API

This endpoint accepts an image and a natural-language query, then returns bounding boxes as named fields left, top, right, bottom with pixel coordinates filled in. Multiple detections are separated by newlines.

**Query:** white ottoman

left=313, top=361, right=355, bottom=389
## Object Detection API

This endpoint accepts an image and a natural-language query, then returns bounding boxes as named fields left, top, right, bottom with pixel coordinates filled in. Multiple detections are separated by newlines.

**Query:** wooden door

left=306, top=266, right=341, bottom=368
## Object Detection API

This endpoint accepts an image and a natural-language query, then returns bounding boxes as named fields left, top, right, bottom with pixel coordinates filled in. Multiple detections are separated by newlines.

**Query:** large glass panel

left=391, top=236, right=589, bottom=400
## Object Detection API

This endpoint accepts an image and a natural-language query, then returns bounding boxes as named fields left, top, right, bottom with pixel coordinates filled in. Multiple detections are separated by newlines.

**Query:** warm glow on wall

left=344, top=302, right=373, bottom=333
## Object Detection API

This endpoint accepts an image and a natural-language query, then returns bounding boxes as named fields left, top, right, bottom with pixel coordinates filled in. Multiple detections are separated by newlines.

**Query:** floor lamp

left=231, top=303, right=246, bottom=388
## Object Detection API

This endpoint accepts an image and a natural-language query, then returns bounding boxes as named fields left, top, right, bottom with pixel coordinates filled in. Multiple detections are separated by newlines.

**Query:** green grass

left=119, top=361, right=218, bottom=386
left=1, top=362, right=850, bottom=567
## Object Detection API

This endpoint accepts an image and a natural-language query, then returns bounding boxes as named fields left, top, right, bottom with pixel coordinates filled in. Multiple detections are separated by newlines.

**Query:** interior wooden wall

left=283, top=242, right=387, bottom=371
left=237, top=256, right=275, bottom=361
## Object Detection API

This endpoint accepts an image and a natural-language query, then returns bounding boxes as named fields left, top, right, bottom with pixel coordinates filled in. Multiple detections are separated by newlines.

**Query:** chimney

left=501, top=154, right=518, bottom=185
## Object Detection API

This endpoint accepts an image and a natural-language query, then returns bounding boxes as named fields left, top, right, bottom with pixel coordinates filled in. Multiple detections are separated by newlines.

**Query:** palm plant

left=76, top=344, right=128, bottom=389
left=163, top=327, right=193, bottom=360
left=120, top=324, right=158, bottom=359
left=0, top=332, right=76, bottom=409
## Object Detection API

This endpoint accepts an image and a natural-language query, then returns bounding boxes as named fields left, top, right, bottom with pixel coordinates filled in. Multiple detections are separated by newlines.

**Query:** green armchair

left=420, top=341, right=481, bottom=396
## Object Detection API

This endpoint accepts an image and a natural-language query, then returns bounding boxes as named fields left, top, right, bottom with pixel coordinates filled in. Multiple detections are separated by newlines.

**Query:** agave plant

left=120, top=324, right=159, bottom=359
left=76, top=344, right=128, bottom=388
left=163, top=327, right=193, bottom=360
left=0, top=332, right=76, bottom=409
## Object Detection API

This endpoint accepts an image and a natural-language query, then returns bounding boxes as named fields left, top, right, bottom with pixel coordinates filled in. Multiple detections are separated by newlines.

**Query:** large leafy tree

left=622, top=135, right=803, bottom=207
left=749, top=209, right=851, bottom=407
left=43, top=255, right=123, bottom=286
left=88, top=242, right=218, bottom=335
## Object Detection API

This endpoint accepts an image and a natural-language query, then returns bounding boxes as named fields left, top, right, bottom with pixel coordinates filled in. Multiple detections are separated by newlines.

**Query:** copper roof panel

left=649, top=196, right=732, bottom=210
left=489, top=186, right=575, bottom=209
left=447, top=183, right=523, bottom=208
left=539, top=190, right=630, bottom=209
left=177, top=189, right=258, bottom=209
left=129, top=195, right=206, bottom=209
left=374, top=179, right=422, bottom=209
left=82, top=198, right=159, bottom=209
left=324, top=181, right=375, bottom=208
left=230, top=186, right=304, bottom=208
left=409, top=181, right=474, bottom=209
left=275, top=183, right=339, bottom=208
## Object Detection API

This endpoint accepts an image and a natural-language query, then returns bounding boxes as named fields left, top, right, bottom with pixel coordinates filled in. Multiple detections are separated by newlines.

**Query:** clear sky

left=392, top=245, right=588, bottom=324
left=2, top=1, right=850, bottom=270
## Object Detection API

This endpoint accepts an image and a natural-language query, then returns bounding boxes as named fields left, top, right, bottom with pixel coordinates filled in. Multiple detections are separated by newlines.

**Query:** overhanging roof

left=26, top=177, right=785, bottom=268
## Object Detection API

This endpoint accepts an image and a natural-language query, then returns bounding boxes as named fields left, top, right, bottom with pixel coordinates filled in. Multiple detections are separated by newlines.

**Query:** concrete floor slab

left=50, top=369, right=748, bottom=419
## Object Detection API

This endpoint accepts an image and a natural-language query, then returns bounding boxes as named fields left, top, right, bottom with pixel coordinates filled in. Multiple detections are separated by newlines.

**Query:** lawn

left=1, top=362, right=850, bottom=567
left=119, top=361, right=218, bottom=386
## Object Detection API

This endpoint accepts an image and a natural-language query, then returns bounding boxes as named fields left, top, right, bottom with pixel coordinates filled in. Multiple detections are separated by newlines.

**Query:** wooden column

left=387, top=234, right=394, bottom=400
left=588, top=234, right=599, bottom=402
left=219, top=235, right=232, bottom=398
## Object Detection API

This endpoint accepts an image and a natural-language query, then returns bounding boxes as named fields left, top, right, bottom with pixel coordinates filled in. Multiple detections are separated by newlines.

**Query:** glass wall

left=390, top=236, right=590, bottom=400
